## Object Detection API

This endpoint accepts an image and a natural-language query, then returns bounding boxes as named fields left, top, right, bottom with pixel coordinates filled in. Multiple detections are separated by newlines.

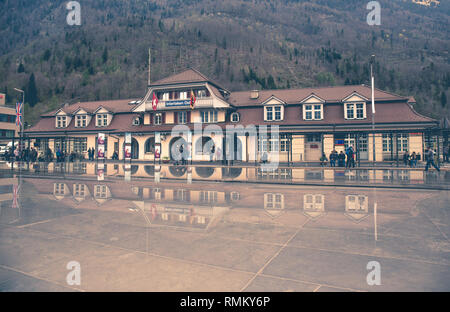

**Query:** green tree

left=102, top=47, right=108, bottom=64
left=26, top=73, right=39, bottom=107
left=441, top=92, right=447, bottom=108
left=17, top=62, right=24, bottom=73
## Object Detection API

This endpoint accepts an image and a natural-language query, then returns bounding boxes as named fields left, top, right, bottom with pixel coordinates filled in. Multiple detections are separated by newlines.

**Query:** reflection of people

left=210, top=144, right=215, bottom=162
left=180, top=144, right=185, bottom=165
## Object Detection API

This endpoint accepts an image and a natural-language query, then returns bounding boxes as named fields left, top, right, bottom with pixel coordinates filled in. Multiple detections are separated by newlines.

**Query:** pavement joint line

left=422, top=211, right=449, bottom=242
left=313, top=285, right=322, bottom=292
left=258, top=274, right=366, bottom=292
left=8, top=213, right=450, bottom=268
left=239, top=219, right=310, bottom=292
left=209, top=234, right=450, bottom=267
left=16, top=218, right=60, bottom=228
left=0, top=264, right=84, bottom=292
left=0, top=223, right=411, bottom=292
left=3, top=223, right=258, bottom=280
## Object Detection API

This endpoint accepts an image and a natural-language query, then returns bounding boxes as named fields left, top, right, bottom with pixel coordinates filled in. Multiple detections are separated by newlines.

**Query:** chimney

left=250, top=90, right=259, bottom=99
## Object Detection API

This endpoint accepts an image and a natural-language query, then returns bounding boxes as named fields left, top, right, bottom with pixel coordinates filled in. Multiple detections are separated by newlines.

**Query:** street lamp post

left=370, top=55, right=376, bottom=165
left=13, top=88, right=25, bottom=152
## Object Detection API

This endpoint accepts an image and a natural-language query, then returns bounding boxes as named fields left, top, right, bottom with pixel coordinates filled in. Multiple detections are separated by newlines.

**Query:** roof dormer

left=55, top=109, right=71, bottom=128
left=73, top=108, right=91, bottom=128
left=342, top=92, right=368, bottom=120
left=262, top=95, right=285, bottom=121
left=94, top=106, right=112, bottom=127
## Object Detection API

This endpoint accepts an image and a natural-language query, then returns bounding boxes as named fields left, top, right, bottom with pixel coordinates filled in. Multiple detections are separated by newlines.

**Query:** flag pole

left=148, top=48, right=151, bottom=87
left=370, top=55, right=376, bottom=165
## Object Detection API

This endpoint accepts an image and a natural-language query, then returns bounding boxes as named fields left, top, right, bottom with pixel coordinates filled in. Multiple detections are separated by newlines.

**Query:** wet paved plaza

left=0, top=162, right=449, bottom=291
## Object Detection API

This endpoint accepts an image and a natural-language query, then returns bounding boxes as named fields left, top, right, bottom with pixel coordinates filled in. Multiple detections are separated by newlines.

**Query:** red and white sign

left=152, top=92, right=158, bottom=111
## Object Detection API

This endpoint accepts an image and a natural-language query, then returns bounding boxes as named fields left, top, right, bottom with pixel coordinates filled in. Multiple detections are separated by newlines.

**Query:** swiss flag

left=190, top=90, right=196, bottom=109
left=152, top=92, right=158, bottom=111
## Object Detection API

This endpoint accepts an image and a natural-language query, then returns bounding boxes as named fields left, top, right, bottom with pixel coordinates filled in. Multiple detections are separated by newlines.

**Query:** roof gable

left=342, top=92, right=369, bottom=102
left=94, top=106, right=111, bottom=114
left=261, top=95, right=286, bottom=105
left=151, top=68, right=209, bottom=86
left=73, top=108, right=89, bottom=115
left=300, top=93, right=326, bottom=104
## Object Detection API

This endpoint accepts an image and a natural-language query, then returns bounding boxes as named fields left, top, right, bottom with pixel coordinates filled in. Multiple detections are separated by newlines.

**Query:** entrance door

left=305, top=134, right=322, bottom=161
left=358, top=134, right=368, bottom=160
left=131, top=138, right=139, bottom=159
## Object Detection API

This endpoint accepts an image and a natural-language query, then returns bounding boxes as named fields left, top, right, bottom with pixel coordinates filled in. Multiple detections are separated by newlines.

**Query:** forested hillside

left=0, top=0, right=449, bottom=125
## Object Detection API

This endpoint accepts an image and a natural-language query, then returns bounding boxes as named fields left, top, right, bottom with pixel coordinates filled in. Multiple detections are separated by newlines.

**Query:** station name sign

left=165, top=100, right=190, bottom=107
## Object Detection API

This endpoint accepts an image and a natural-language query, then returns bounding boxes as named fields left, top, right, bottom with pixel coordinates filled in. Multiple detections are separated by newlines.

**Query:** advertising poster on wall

left=124, top=132, right=132, bottom=160
left=97, top=163, right=104, bottom=181
left=97, top=133, right=105, bottom=160
left=154, top=143, right=161, bottom=160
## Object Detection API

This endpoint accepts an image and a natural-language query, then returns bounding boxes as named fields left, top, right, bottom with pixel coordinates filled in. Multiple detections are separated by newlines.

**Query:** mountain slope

left=0, top=0, right=449, bottom=125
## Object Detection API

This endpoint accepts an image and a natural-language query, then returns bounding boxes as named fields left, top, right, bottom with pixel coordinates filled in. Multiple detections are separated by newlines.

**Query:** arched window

left=231, top=112, right=240, bottom=123
left=195, top=136, right=214, bottom=155
left=145, top=137, right=155, bottom=153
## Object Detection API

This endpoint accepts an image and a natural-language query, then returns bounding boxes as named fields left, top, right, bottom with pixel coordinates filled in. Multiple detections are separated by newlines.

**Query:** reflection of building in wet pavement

left=7, top=161, right=449, bottom=187
left=18, top=174, right=432, bottom=232
left=0, top=175, right=19, bottom=223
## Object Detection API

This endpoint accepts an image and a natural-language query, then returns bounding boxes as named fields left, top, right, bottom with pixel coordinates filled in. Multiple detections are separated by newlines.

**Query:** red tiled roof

left=151, top=68, right=210, bottom=86
left=235, top=101, right=434, bottom=126
left=228, top=85, right=405, bottom=107
left=41, top=98, right=140, bottom=116
left=27, top=113, right=140, bottom=133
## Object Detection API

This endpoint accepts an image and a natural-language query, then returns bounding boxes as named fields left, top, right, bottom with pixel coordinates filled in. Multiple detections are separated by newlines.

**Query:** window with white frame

left=94, top=185, right=108, bottom=199
left=74, top=184, right=86, bottom=197
left=265, top=105, right=283, bottom=121
left=396, top=134, right=409, bottom=152
left=231, top=112, right=240, bottom=122
left=200, top=110, right=218, bottom=123
left=303, top=104, right=323, bottom=120
left=345, top=195, right=368, bottom=213
left=132, top=117, right=140, bottom=126
left=154, top=113, right=162, bottom=125
left=258, top=134, right=279, bottom=152
left=73, top=138, right=87, bottom=153
left=199, top=191, right=218, bottom=203
left=96, top=114, right=108, bottom=127
left=303, top=194, right=325, bottom=211
left=54, top=183, right=65, bottom=196
left=178, top=111, right=187, bottom=124
left=280, top=134, right=290, bottom=152
left=382, top=134, right=391, bottom=152
left=75, top=115, right=87, bottom=127
left=264, top=193, right=284, bottom=209
left=345, top=102, right=366, bottom=119
left=56, top=116, right=67, bottom=128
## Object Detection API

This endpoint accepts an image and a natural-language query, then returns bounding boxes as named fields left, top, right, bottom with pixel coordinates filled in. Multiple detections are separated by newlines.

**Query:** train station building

left=24, top=68, right=440, bottom=164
